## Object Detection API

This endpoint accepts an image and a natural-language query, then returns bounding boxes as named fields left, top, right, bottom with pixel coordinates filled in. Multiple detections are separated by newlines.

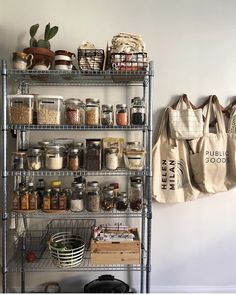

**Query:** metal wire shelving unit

left=1, top=60, right=153, bottom=293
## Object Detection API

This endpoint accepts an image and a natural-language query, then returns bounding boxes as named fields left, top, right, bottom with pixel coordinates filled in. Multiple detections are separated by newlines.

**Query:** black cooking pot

left=84, top=275, right=130, bottom=293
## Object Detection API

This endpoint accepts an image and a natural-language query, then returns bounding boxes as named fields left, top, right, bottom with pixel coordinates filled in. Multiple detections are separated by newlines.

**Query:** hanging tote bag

left=189, top=95, right=236, bottom=194
left=152, top=108, right=200, bottom=203
left=168, top=94, right=203, bottom=140
left=227, top=104, right=236, bottom=133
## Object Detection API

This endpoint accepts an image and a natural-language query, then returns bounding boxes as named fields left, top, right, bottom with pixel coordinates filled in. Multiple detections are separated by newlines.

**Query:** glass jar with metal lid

left=38, top=140, right=52, bottom=168
left=26, top=148, right=42, bottom=171
left=86, top=181, right=100, bottom=212
left=64, top=98, right=85, bottom=125
left=86, top=139, right=102, bottom=170
left=45, top=145, right=64, bottom=170
left=68, top=147, right=80, bottom=171
left=85, top=98, right=100, bottom=125
left=116, top=104, right=128, bottom=126
left=70, top=182, right=85, bottom=212
left=73, top=142, right=84, bottom=169
left=53, top=138, right=74, bottom=168
left=12, top=151, right=27, bottom=170
left=104, top=147, right=119, bottom=170
left=130, top=96, right=146, bottom=125
left=101, top=104, right=114, bottom=126
left=115, top=192, right=128, bottom=212
left=50, top=180, right=61, bottom=210
left=101, top=187, right=114, bottom=211
left=129, top=182, right=143, bottom=212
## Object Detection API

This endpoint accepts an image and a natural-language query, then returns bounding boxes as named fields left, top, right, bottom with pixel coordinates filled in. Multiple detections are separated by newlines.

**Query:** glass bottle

left=70, top=182, right=85, bottom=212
left=36, top=178, right=45, bottom=209
left=85, top=98, right=100, bottom=125
left=130, top=182, right=143, bottom=212
left=101, top=187, right=114, bottom=211
left=130, top=96, right=146, bottom=125
left=86, top=139, right=102, bottom=170
left=101, top=104, right=114, bottom=126
left=19, top=182, right=29, bottom=210
left=43, top=189, right=51, bottom=210
left=116, top=104, right=128, bottom=126
left=28, top=182, right=38, bottom=210
left=12, top=191, right=20, bottom=210
left=50, top=180, right=61, bottom=210
left=86, top=181, right=100, bottom=212
left=58, top=190, right=67, bottom=210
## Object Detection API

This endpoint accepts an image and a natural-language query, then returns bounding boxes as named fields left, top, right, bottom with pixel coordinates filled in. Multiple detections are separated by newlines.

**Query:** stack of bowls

left=54, top=50, right=76, bottom=71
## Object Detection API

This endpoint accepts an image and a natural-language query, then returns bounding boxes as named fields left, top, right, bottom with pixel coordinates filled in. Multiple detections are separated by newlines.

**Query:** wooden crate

left=91, top=228, right=140, bottom=265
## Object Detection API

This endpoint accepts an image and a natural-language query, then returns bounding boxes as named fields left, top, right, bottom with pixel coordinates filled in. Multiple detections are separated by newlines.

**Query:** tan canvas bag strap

left=153, top=108, right=169, bottom=150
left=212, top=95, right=226, bottom=133
left=203, top=95, right=214, bottom=134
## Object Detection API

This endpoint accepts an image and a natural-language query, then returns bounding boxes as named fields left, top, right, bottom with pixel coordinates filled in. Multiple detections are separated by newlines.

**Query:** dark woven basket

left=78, top=49, right=104, bottom=71
left=110, top=53, right=148, bottom=71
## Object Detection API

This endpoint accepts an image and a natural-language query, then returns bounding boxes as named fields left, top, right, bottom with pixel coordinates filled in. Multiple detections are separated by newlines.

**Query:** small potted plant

left=24, top=23, right=59, bottom=69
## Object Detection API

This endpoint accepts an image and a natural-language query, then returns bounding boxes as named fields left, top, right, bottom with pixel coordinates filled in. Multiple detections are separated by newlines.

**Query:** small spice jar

left=64, top=98, right=85, bottom=125
left=130, top=182, right=143, bottom=212
left=70, top=182, right=85, bottom=212
left=12, top=152, right=27, bottom=170
left=101, top=187, right=114, bottom=211
left=116, top=104, right=128, bottom=126
left=86, top=139, right=102, bottom=171
left=50, top=180, right=61, bottom=210
left=115, top=192, right=128, bottom=212
left=130, top=97, right=146, bottom=125
left=19, top=182, right=29, bottom=210
left=45, top=145, right=64, bottom=170
left=68, top=147, right=80, bottom=171
left=104, top=147, right=119, bottom=170
left=43, top=189, right=51, bottom=210
left=101, top=104, right=114, bottom=126
left=27, top=148, right=42, bottom=171
left=86, top=181, right=100, bottom=212
left=12, top=191, right=20, bottom=210
left=73, top=142, right=84, bottom=169
left=85, top=98, right=100, bottom=125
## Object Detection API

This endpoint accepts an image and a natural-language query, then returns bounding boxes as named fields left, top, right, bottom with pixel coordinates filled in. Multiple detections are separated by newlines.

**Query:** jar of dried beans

left=101, top=104, right=114, bottom=126
left=116, top=104, right=128, bottom=126
left=64, top=98, right=85, bottom=125
left=86, top=181, right=100, bottom=212
left=130, top=182, right=143, bottom=212
left=85, top=98, right=100, bottom=125
left=130, top=96, right=146, bottom=125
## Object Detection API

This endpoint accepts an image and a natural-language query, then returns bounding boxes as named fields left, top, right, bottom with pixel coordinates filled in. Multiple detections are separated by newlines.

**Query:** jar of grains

left=85, top=98, right=100, bottom=125
left=130, top=182, right=143, bottom=212
left=115, top=192, right=128, bottom=212
left=36, top=95, right=63, bottom=125
left=26, top=148, right=42, bottom=171
left=64, top=98, right=85, bottom=125
left=45, top=145, right=64, bottom=170
left=104, top=147, right=119, bottom=170
left=70, top=182, right=85, bottom=212
left=130, top=97, right=146, bottom=125
left=86, top=181, right=100, bottom=212
left=68, top=147, right=80, bottom=171
left=116, top=104, right=128, bottom=126
left=101, top=187, right=114, bottom=211
left=86, top=139, right=102, bottom=170
left=101, top=104, right=114, bottom=126
left=8, top=94, right=34, bottom=125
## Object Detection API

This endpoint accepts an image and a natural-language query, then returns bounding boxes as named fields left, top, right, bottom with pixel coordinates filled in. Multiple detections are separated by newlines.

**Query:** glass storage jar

left=70, top=182, right=85, bottom=212
left=86, top=139, right=102, bottom=170
left=8, top=94, right=34, bottom=125
left=64, top=98, right=85, bottom=125
left=68, top=147, right=80, bottom=171
left=73, top=142, right=84, bottom=169
left=50, top=180, right=61, bottom=210
left=130, top=97, right=146, bottom=125
left=101, top=187, right=114, bottom=211
left=129, top=182, right=143, bottom=212
left=85, top=98, right=100, bottom=125
left=116, top=104, right=128, bottom=126
left=12, top=151, right=27, bottom=170
left=43, top=188, right=51, bottom=210
left=101, top=104, right=114, bottom=126
left=53, top=138, right=74, bottom=169
left=38, top=140, right=51, bottom=169
left=19, top=182, right=29, bottom=210
left=104, top=147, right=119, bottom=170
left=26, top=148, right=42, bottom=171
left=45, top=145, right=64, bottom=170
left=36, top=95, right=63, bottom=125
left=86, top=181, right=100, bottom=212
left=115, top=192, right=128, bottom=212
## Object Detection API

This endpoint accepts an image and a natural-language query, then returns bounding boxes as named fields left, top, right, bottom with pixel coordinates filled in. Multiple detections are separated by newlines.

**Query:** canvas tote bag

left=189, top=96, right=236, bottom=194
left=227, top=104, right=236, bottom=133
left=169, top=94, right=203, bottom=140
left=152, top=108, right=200, bottom=203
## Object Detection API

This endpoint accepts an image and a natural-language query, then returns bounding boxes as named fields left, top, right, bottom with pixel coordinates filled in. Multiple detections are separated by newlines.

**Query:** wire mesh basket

left=78, top=49, right=104, bottom=71
left=110, top=53, right=148, bottom=71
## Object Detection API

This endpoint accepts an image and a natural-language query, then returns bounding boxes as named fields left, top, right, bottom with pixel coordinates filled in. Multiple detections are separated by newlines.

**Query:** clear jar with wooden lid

left=64, top=98, right=85, bottom=125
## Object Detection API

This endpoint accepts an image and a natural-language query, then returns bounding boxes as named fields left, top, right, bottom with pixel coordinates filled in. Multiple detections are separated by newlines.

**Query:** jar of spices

left=12, top=152, right=27, bottom=170
left=104, top=147, right=119, bottom=170
left=68, top=147, right=80, bottom=171
left=130, top=182, right=143, bottom=212
left=86, top=181, right=100, bottom=212
left=130, top=97, right=146, bottom=125
left=12, top=191, right=20, bottom=210
left=101, top=187, right=114, bottom=211
left=70, top=182, right=85, bottom=212
left=101, top=104, right=114, bottom=126
left=85, top=98, right=100, bottom=125
left=73, top=142, right=84, bottom=169
left=45, top=145, right=64, bottom=170
left=115, top=192, right=128, bottom=212
left=86, top=139, right=102, bottom=171
left=64, top=98, right=85, bottom=125
left=19, top=182, right=29, bottom=210
left=116, top=104, right=128, bottom=126
left=58, top=190, right=67, bottom=210
left=27, top=148, right=42, bottom=171
left=50, top=180, right=61, bottom=210
left=43, top=189, right=51, bottom=210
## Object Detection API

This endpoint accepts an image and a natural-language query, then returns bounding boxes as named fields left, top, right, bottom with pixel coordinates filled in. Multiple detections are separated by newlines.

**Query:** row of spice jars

left=12, top=176, right=143, bottom=212
left=12, top=140, right=145, bottom=171
left=8, top=94, right=146, bottom=126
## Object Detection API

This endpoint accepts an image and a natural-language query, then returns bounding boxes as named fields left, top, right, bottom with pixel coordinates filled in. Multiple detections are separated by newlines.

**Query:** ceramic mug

left=55, top=50, right=76, bottom=61
left=12, top=51, right=33, bottom=70
left=32, top=59, right=51, bottom=70
left=55, top=60, right=73, bottom=71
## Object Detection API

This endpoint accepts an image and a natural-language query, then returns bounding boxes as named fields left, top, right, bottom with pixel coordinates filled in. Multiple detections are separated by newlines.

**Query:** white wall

left=1, top=0, right=236, bottom=292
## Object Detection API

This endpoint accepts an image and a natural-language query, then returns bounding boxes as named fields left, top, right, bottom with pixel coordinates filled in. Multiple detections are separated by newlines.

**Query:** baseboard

left=152, top=285, right=236, bottom=293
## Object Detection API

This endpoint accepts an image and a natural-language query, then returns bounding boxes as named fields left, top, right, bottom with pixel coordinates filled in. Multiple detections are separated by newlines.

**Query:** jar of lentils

left=64, top=98, right=85, bottom=125
left=116, top=104, right=128, bottom=126
left=130, top=97, right=146, bottom=125
left=101, top=104, right=114, bottom=126
left=85, top=98, right=100, bottom=125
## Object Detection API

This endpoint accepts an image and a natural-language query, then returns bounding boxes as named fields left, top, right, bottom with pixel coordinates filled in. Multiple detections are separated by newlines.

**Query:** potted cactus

left=24, top=23, right=59, bottom=69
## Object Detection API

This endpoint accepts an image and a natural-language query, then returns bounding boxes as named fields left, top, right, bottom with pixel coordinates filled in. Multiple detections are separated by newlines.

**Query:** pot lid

left=84, top=275, right=129, bottom=293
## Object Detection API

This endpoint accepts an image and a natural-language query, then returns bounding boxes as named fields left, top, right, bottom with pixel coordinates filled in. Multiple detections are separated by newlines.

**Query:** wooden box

left=91, top=228, right=140, bottom=265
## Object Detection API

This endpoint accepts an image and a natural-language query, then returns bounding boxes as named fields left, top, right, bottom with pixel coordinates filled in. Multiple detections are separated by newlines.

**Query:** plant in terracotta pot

left=24, top=23, right=59, bottom=69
